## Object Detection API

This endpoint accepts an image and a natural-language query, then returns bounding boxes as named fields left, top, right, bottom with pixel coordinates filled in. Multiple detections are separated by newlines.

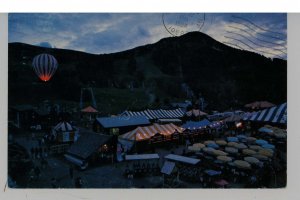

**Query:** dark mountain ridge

left=8, top=32, right=287, bottom=112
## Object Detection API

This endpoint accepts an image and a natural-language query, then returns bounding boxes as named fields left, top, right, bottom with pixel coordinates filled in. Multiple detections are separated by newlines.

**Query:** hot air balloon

left=32, top=53, right=58, bottom=82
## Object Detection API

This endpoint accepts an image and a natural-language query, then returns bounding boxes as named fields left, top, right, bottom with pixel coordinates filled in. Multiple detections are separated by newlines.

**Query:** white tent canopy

left=119, top=123, right=184, bottom=141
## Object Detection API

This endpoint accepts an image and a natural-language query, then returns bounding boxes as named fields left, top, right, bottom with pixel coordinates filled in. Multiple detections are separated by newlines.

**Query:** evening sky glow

left=9, top=13, right=287, bottom=59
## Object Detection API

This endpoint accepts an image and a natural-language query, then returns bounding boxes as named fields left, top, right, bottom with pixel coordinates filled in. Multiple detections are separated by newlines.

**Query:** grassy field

left=92, top=88, right=149, bottom=115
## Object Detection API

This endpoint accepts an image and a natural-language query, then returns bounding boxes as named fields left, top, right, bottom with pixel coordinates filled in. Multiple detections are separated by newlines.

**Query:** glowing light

left=236, top=122, right=242, bottom=128
left=39, top=75, right=51, bottom=82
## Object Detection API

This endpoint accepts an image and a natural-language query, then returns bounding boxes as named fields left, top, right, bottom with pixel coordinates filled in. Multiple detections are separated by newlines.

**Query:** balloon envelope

left=32, top=53, right=58, bottom=82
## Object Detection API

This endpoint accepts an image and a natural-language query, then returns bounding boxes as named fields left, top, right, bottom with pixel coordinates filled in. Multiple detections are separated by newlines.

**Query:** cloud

left=37, top=42, right=53, bottom=48
left=8, top=13, right=287, bottom=59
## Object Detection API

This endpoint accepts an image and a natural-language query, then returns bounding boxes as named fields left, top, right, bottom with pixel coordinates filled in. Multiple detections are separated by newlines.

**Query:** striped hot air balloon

left=32, top=53, right=58, bottom=82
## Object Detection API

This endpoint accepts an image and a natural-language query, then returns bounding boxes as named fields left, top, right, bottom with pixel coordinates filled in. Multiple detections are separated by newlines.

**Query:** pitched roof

left=81, top=106, right=98, bottom=113
left=53, top=121, right=76, bottom=132
left=67, top=131, right=113, bottom=160
left=186, top=109, right=208, bottom=117
left=123, top=108, right=185, bottom=120
left=96, top=115, right=150, bottom=129
left=119, top=123, right=184, bottom=141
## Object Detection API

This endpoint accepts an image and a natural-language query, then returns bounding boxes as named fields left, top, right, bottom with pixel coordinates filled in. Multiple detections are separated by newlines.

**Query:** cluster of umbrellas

left=187, top=135, right=276, bottom=170
left=258, top=125, right=287, bottom=139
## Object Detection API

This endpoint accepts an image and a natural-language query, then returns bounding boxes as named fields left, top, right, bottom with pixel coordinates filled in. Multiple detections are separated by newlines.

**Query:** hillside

left=8, top=32, right=287, bottom=113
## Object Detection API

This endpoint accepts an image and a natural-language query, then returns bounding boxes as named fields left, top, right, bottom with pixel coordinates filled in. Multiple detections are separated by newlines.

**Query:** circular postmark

left=162, top=13, right=206, bottom=37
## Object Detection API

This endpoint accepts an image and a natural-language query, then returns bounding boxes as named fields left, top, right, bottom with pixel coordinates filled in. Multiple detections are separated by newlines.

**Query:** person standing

left=34, top=166, right=41, bottom=180
left=31, top=132, right=35, bottom=140
left=30, top=147, right=34, bottom=159
left=44, top=147, right=48, bottom=158
left=41, top=138, right=45, bottom=146
left=75, top=177, right=83, bottom=188
left=34, top=147, right=38, bottom=159
left=39, top=147, right=43, bottom=158
left=69, top=166, right=74, bottom=179
left=51, top=177, right=57, bottom=188
left=128, top=173, right=133, bottom=187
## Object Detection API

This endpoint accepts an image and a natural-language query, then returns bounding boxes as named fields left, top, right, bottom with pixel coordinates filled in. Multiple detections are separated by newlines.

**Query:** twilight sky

left=9, top=13, right=287, bottom=59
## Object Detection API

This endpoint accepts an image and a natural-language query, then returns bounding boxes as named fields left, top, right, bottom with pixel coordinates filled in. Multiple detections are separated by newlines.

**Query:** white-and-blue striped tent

left=243, top=102, right=287, bottom=124
left=122, top=108, right=185, bottom=120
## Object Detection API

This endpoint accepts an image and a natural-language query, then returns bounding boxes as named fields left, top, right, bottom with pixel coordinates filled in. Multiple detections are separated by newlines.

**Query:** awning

left=243, top=102, right=287, bottom=124
left=119, top=123, right=184, bottom=141
left=125, top=154, right=159, bottom=161
left=182, top=119, right=211, bottom=130
left=122, top=108, right=185, bottom=120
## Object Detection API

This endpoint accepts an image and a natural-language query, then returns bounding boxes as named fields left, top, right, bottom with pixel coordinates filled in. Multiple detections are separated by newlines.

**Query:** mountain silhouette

left=8, top=32, right=287, bottom=112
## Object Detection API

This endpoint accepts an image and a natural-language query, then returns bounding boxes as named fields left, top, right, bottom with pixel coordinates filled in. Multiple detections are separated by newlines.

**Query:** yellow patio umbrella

left=274, top=133, right=286, bottom=139
left=253, top=154, right=269, bottom=161
left=217, top=156, right=232, bottom=162
left=202, top=147, right=215, bottom=154
left=246, top=137, right=257, bottom=143
left=242, top=148, right=257, bottom=156
left=193, top=143, right=205, bottom=149
left=249, top=145, right=263, bottom=151
left=225, top=147, right=238, bottom=154
left=216, top=140, right=227, bottom=146
left=212, top=150, right=228, bottom=156
left=204, top=140, right=216, bottom=145
left=244, top=156, right=260, bottom=165
left=234, top=143, right=248, bottom=149
left=233, top=160, right=251, bottom=169
left=227, top=142, right=238, bottom=147
left=188, top=146, right=201, bottom=152
left=258, top=149, right=273, bottom=157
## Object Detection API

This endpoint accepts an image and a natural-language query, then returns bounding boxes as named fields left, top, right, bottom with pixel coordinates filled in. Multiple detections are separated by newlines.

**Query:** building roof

left=125, top=154, right=160, bottom=161
left=10, top=105, right=36, bottom=112
left=186, top=109, right=208, bottom=117
left=119, top=123, right=184, bottom=141
left=158, top=119, right=182, bottom=123
left=53, top=121, right=76, bottom=132
left=122, top=108, right=185, bottom=120
left=81, top=106, right=98, bottom=113
left=182, top=119, right=211, bottom=129
left=161, top=161, right=176, bottom=175
left=171, top=101, right=192, bottom=109
left=164, top=154, right=200, bottom=165
left=67, top=131, right=113, bottom=160
left=96, top=115, right=150, bottom=129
